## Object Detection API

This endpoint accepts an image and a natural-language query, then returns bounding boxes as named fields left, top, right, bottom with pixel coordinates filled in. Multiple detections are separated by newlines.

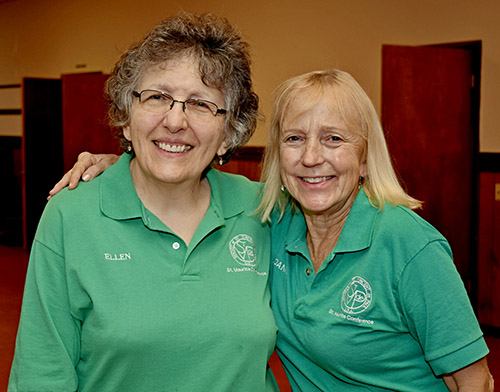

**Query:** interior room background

left=1, top=1, right=500, bottom=389
left=1, top=0, right=499, bottom=151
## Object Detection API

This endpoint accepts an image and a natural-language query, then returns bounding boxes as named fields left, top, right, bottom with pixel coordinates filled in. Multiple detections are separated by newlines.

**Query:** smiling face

left=279, top=90, right=367, bottom=217
left=123, top=55, right=228, bottom=188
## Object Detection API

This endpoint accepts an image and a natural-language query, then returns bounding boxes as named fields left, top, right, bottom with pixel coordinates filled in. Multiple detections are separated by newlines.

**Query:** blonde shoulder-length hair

left=257, top=69, right=421, bottom=222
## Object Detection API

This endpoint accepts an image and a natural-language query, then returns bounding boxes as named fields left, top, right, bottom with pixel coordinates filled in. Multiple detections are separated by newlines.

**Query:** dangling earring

left=358, top=176, right=365, bottom=187
left=126, top=145, right=132, bottom=153
left=218, top=156, right=224, bottom=166
left=280, top=184, right=286, bottom=192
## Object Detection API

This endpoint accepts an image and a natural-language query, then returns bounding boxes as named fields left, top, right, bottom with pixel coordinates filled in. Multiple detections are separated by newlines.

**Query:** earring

left=358, top=176, right=365, bottom=187
left=280, top=185, right=286, bottom=192
left=218, top=157, right=224, bottom=166
left=126, top=145, right=132, bottom=153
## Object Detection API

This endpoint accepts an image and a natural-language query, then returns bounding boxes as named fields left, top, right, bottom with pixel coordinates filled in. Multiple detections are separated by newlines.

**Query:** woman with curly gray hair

left=106, top=12, right=259, bottom=157
left=10, top=13, right=277, bottom=392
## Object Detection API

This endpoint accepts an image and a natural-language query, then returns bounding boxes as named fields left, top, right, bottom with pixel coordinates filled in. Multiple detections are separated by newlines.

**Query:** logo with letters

left=229, top=234, right=256, bottom=267
left=341, top=276, right=372, bottom=314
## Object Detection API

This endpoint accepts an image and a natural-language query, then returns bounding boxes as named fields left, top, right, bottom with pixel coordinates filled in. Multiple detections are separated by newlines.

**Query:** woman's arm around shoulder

left=48, top=152, right=119, bottom=199
left=443, top=357, right=494, bottom=391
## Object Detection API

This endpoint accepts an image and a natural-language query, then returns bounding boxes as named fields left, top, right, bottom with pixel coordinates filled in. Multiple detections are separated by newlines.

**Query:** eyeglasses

left=132, top=89, right=227, bottom=121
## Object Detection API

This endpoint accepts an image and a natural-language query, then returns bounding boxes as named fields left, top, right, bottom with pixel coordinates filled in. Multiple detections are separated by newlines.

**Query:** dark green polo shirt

left=270, top=188, right=488, bottom=391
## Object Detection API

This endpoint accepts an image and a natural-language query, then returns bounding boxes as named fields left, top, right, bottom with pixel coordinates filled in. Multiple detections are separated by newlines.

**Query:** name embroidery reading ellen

left=104, top=253, right=132, bottom=261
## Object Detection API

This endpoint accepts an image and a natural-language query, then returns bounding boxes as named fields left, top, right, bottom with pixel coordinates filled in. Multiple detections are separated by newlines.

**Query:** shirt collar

left=284, top=188, right=377, bottom=255
left=204, top=169, right=245, bottom=220
left=100, top=153, right=143, bottom=221
left=100, top=153, right=244, bottom=223
left=334, top=188, right=377, bottom=253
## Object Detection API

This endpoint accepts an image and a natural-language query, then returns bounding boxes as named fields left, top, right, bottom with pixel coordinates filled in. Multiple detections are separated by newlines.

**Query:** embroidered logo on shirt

left=229, top=234, right=256, bottom=267
left=341, top=276, right=372, bottom=314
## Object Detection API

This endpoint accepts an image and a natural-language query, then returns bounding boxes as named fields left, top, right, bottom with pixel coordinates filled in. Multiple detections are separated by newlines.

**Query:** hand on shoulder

left=48, top=152, right=119, bottom=199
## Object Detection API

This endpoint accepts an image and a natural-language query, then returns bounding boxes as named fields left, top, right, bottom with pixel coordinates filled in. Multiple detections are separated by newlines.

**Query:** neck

left=130, top=159, right=212, bottom=245
left=303, top=191, right=358, bottom=272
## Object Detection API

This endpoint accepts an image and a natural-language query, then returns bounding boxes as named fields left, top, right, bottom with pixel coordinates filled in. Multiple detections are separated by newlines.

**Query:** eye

left=324, top=133, right=343, bottom=144
left=186, top=99, right=216, bottom=114
left=194, top=102, right=212, bottom=111
left=143, top=91, right=170, bottom=103
left=149, top=94, right=165, bottom=101
left=195, top=101, right=210, bottom=109
left=285, top=135, right=301, bottom=142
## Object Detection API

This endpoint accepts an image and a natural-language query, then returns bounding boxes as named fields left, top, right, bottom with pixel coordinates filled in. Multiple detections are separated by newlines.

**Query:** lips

left=301, top=176, right=334, bottom=184
left=154, top=141, right=193, bottom=153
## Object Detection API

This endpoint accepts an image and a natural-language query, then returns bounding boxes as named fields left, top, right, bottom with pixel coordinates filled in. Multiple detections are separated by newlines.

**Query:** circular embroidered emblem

left=229, top=234, right=257, bottom=266
left=341, top=276, right=373, bottom=314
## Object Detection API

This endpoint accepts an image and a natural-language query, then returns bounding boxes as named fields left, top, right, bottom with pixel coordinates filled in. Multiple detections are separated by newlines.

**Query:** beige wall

left=1, top=0, right=499, bottom=151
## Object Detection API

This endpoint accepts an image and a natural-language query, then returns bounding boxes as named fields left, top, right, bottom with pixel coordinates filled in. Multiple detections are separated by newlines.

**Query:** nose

left=162, top=101, right=188, bottom=133
left=301, top=139, right=324, bottom=167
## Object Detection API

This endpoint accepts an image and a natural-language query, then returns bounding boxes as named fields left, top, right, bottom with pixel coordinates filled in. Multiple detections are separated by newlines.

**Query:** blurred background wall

left=0, top=0, right=499, bottom=150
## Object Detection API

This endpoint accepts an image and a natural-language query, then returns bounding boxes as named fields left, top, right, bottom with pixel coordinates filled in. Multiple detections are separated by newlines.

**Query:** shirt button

left=172, top=242, right=180, bottom=250
left=306, top=268, right=312, bottom=275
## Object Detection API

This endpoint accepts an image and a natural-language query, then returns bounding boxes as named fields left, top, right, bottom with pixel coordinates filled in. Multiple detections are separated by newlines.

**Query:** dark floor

left=0, top=244, right=497, bottom=391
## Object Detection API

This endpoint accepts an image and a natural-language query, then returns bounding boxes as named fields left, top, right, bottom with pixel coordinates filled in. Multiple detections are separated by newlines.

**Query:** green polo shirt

left=9, top=153, right=277, bottom=392
left=270, top=188, right=488, bottom=391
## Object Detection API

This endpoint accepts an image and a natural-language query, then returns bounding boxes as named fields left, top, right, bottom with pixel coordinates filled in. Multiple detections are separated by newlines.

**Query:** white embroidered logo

left=341, top=276, right=372, bottom=314
left=229, top=234, right=256, bottom=267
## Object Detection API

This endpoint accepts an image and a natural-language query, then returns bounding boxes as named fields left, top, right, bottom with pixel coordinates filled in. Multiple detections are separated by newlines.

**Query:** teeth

left=156, top=141, right=192, bottom=153
left=302, top=176, right=333, bottom=183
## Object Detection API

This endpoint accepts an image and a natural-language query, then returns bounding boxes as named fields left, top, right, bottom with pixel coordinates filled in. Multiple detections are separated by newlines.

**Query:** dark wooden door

left=22, top=78, right=63, bottom=249
left=62, top=72, right=121, bottom=172
left=382, top=45, right=476, bottom=291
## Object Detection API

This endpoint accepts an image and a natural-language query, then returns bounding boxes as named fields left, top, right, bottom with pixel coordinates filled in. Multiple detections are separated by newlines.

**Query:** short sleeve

left=398, top=239, right=488, bottom=376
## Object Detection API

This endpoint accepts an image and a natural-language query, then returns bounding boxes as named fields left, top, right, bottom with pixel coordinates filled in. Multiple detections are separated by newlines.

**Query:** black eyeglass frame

left=132, top=90, right=227, bottom=117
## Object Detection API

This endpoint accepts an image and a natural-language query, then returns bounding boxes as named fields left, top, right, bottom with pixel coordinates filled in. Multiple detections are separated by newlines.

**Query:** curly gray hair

left=105, top=12, right=260, bottom=160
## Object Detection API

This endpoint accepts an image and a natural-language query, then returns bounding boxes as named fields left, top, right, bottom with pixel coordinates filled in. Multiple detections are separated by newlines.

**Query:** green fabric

left=9, top=153, right=277, bottom=392
left=270, top=188, right=488, bottom=391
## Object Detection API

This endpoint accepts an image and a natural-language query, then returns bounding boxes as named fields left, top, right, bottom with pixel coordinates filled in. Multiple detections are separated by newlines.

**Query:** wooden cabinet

left=0, top=136, right=22, bottom=246
left=0, top=84, right=23, bottom=246
left=478, top=169, right=500, bottom=328
left=218, top=147, right=263, bottom=181
left=62, top=72, right=121, bottom=172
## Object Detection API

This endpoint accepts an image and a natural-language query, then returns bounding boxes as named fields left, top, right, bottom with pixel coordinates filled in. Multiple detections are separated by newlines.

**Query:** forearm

left=443, top=357, right=494, bottom=391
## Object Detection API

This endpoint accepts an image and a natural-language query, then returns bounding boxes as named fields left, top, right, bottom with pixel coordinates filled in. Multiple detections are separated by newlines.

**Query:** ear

left=360, top=160, right=367, bottom=178
left=217, top=140, right=229, bottom=157
left=123, top=125, right=131, bottom=141
left=359, top=144, right=368, bottom=177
